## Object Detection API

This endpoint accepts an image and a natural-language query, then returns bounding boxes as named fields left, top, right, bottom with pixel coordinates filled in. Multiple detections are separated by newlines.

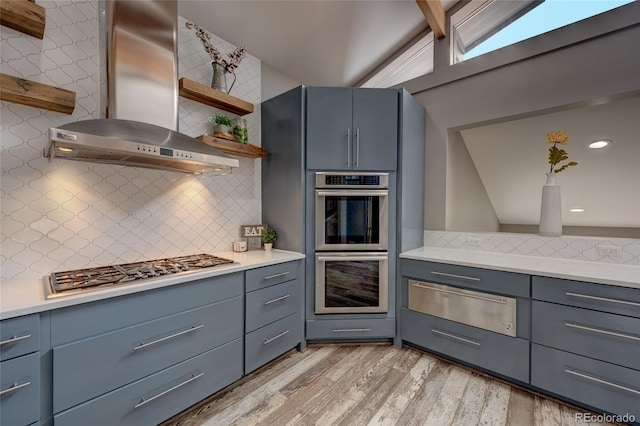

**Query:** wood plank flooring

left=163, top=344, right=614, bottom=426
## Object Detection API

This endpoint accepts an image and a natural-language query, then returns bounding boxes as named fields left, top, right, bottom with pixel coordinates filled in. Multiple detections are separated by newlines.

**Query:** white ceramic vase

left=264, top=242, right=273, bottom=251
left=539, top=172, right=562, bottom=236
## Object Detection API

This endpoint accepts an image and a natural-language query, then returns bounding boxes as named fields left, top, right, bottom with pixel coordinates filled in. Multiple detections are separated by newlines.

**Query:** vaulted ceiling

left=178, top=0, right=458, bottom=87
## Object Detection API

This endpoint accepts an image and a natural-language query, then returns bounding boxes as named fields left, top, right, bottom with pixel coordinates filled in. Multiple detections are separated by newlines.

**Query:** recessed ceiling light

left=588, top=139, right=611, bottom=149
left=569, top=208, right=585, bottom=213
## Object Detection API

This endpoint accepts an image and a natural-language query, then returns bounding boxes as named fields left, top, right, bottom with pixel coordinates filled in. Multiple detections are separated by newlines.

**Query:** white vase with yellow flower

left=539, top=131, right=578, bottom=236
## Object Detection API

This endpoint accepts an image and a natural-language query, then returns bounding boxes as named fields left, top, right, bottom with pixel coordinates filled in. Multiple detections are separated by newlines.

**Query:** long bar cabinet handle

left=133, top=325, right=204, bottom=351
left=332, top=328, right=372, bottom=333
left=264, top=330, right=290, bottom=345
left=264, top=272, right=290, bottom=280
left=355, top=128, right=360, bottom=168
left=565, top=292, right=640, bottom=307
left=346, top=128, right=351, bottom=167
left=431, top=329, right=481, bottom=346
left=565, top=369, right=640, bottom=395
left=0, top=334, right=32, bottom=347
left=264, top=294, right=290, bottom=305
left=431, top=271, right=480, bottom=282
left=0, top=381, right=31, bottom=396
left=564, top=322, right=640, bottom=341
left=134, top=372, right=204, bottom=409
left=411, top=282, right=506, bottom=304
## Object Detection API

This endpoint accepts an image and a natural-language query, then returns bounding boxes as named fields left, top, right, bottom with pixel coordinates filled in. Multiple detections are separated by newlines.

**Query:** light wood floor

left=163, top=344, right=613, bottom=426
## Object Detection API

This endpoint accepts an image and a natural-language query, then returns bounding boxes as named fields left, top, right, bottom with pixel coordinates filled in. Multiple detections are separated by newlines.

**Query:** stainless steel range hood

left=46, top=0, right=239, bottom=174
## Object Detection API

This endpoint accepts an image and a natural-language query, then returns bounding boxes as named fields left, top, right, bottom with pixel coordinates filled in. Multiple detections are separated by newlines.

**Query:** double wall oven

left=314, top=172, right=389, bottom=314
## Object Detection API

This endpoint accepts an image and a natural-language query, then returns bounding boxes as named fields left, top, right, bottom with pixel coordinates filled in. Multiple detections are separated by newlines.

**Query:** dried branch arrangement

left=186, top=21, right=247, bottom=74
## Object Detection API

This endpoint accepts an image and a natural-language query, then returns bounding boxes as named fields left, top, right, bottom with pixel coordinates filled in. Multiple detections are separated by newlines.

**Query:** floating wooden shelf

left=0, top=0, right=46, bottom=39
left=0, top=73, right=76, bottom=114
left=199, top=134, right=266, bottom=158
left=179, top=77, right=254, bottom=116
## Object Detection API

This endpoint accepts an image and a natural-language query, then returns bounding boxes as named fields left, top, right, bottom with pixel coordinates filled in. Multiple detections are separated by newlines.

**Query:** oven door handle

left=317, top=254, right=388, bottom=262
left=315, top=190, right=389, bottom=197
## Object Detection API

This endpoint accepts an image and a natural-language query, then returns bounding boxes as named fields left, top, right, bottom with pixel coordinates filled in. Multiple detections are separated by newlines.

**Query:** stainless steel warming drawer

left=408, top=279, right=517, bottom=337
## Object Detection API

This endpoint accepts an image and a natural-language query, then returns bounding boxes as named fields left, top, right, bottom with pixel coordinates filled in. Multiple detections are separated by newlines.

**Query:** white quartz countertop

left=0, top=250, right=305, bottom=320
left=400, top=247, right=640, bottom=289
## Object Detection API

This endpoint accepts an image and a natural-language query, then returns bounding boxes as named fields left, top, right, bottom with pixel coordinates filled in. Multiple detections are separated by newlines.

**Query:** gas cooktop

left=47, top=254, right=234, bottom=298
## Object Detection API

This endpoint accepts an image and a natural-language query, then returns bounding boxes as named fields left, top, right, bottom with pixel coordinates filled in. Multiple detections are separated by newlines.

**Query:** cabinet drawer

left=246, top=261, right=299, bottom=292
left=532, top=301, right=640, bottom=370
left=532, top=276, right=640, bottom=318
left=0, top=314, right=39, bottom=361
left=402, top=259, right=530, bottom=298
left=531, top=344, right=640, bottom=420
left=53, top=297, right=242, bottom=413
left=54, top=339, right=243, bottom=426
left=306, top=318, right=396, bottom=341
left=245, top=313, right=301, bottom=374
left=0, top=352, right=40, bottom=426
left=51, top=273, right=243, bottom=346
left=246, top=279, right=300, bottom=333
left=401, top=308, right=529, bottom=383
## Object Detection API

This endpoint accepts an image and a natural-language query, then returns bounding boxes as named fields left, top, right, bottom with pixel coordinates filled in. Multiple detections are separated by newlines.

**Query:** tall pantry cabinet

left=262, top=86, right=425, bottom=343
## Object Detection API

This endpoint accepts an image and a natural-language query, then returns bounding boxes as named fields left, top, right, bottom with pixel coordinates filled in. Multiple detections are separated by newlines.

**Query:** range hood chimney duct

left=46, top=0, right=239, bottom=175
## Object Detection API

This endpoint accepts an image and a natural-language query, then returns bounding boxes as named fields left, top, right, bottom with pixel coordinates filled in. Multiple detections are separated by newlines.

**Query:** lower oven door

left=315, top=252, right=388, bottom=314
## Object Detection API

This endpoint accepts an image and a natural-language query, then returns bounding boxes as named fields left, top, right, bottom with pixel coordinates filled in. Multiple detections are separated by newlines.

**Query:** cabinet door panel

left=352, top=88, right=398, bottom=171
left=306, top=87, right=353, bottom=170
left=0, top=353, right=40, bottom=426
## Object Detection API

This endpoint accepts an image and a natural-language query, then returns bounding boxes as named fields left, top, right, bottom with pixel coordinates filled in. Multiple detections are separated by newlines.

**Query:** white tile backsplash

left=424, top=231, right=639, bottom=265
left=1, top=1, right=262, bottom=286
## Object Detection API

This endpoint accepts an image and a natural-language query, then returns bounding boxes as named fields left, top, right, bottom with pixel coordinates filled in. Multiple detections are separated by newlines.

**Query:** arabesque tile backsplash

left=425, top=231, right=639, bottom=265
left=1, top=1, right=261, bottom=285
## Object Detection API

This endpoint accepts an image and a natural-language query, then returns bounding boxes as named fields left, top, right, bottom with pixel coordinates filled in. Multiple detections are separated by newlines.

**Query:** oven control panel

left=316, top=172, right=389, bottom=189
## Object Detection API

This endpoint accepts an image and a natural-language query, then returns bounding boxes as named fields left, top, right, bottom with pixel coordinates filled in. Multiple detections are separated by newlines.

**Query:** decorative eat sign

left=241, top=224, right=265, bottom=238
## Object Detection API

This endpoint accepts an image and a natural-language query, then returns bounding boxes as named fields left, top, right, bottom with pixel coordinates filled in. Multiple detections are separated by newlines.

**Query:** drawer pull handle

left=134, top=372, right=204, bottom=409
left=411, top=282, right=506, bottom=304
left=0, top=381, right=31, bottom=396
left=565, top=322, right=640, bottom=342
left=431, top=271, right=480, bottom=282
left=431, top=329, right=481, bottom=346
left=264, top=294, right=290, bottom=305
left=0, top=334, right=32, bottom=347
left=133, top=325, right=204, bottom=351
left=566, top=292, right=640, bottom=307
left=264, top=330, right=290, bottom=345
left=264, top=272, right=290, bottom=280
left=565, top=369, right=640, bottom=395
left=332, top=328, right=372, bottom=333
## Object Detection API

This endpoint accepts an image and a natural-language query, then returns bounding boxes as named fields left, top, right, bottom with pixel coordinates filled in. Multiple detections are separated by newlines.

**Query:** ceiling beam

left=415, top=0, right=446, bottom=39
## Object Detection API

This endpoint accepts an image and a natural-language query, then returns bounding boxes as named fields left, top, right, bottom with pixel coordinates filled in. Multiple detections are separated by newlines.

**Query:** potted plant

left=209, top=114, right=234, bottom=140
left=261, top=226, right=277, bottom=251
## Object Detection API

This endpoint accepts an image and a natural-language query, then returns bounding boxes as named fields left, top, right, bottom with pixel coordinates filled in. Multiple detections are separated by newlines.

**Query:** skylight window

left=456, top=0, right=634, bottom=62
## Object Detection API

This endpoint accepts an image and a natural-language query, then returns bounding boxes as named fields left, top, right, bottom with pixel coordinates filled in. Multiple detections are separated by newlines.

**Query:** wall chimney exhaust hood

left=46, top=0, right=239, bottom=174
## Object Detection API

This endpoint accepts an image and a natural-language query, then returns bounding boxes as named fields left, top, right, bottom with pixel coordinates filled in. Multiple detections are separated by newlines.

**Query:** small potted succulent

left=261, top=226, right=277, bottom=251
left=209, top=114, right=234, bottom=140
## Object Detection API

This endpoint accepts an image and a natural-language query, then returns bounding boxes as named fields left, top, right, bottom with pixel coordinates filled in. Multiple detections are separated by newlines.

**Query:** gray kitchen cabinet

left=400, top=260, right=531, bottom=383
left=531, top=276, right=640, bottom=421
left=401, top=308, right=530, bottom=383
left=306, top=87, right=398, bottom=171
left=0, top=314, right=41, bottom=426
left=244, top=260, right=303, bottom=374
left=49, top=273, right=244, bottom=423
left=306, top=318, right=396, bottom=340
left=54, top=339, right=242, bottom=426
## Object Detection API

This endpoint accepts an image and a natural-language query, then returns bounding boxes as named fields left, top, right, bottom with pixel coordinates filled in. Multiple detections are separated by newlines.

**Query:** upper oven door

left=315, top=189, right=388, bottom=251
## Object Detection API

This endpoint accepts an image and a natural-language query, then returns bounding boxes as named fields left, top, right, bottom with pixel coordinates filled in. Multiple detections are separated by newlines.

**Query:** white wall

left=409, top=4, right=640, bottom=231
left=261, top=62, right=302, bottom=102
left=0, top=1, right=262, bottom=287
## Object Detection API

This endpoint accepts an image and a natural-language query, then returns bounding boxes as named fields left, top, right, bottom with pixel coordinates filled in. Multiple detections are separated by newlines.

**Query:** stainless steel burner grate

left=48, top=254, right=234, bottom=296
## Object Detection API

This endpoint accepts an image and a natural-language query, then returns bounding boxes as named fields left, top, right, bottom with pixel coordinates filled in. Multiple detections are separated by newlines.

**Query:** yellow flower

left=547, top=131, right=569, bottom=145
